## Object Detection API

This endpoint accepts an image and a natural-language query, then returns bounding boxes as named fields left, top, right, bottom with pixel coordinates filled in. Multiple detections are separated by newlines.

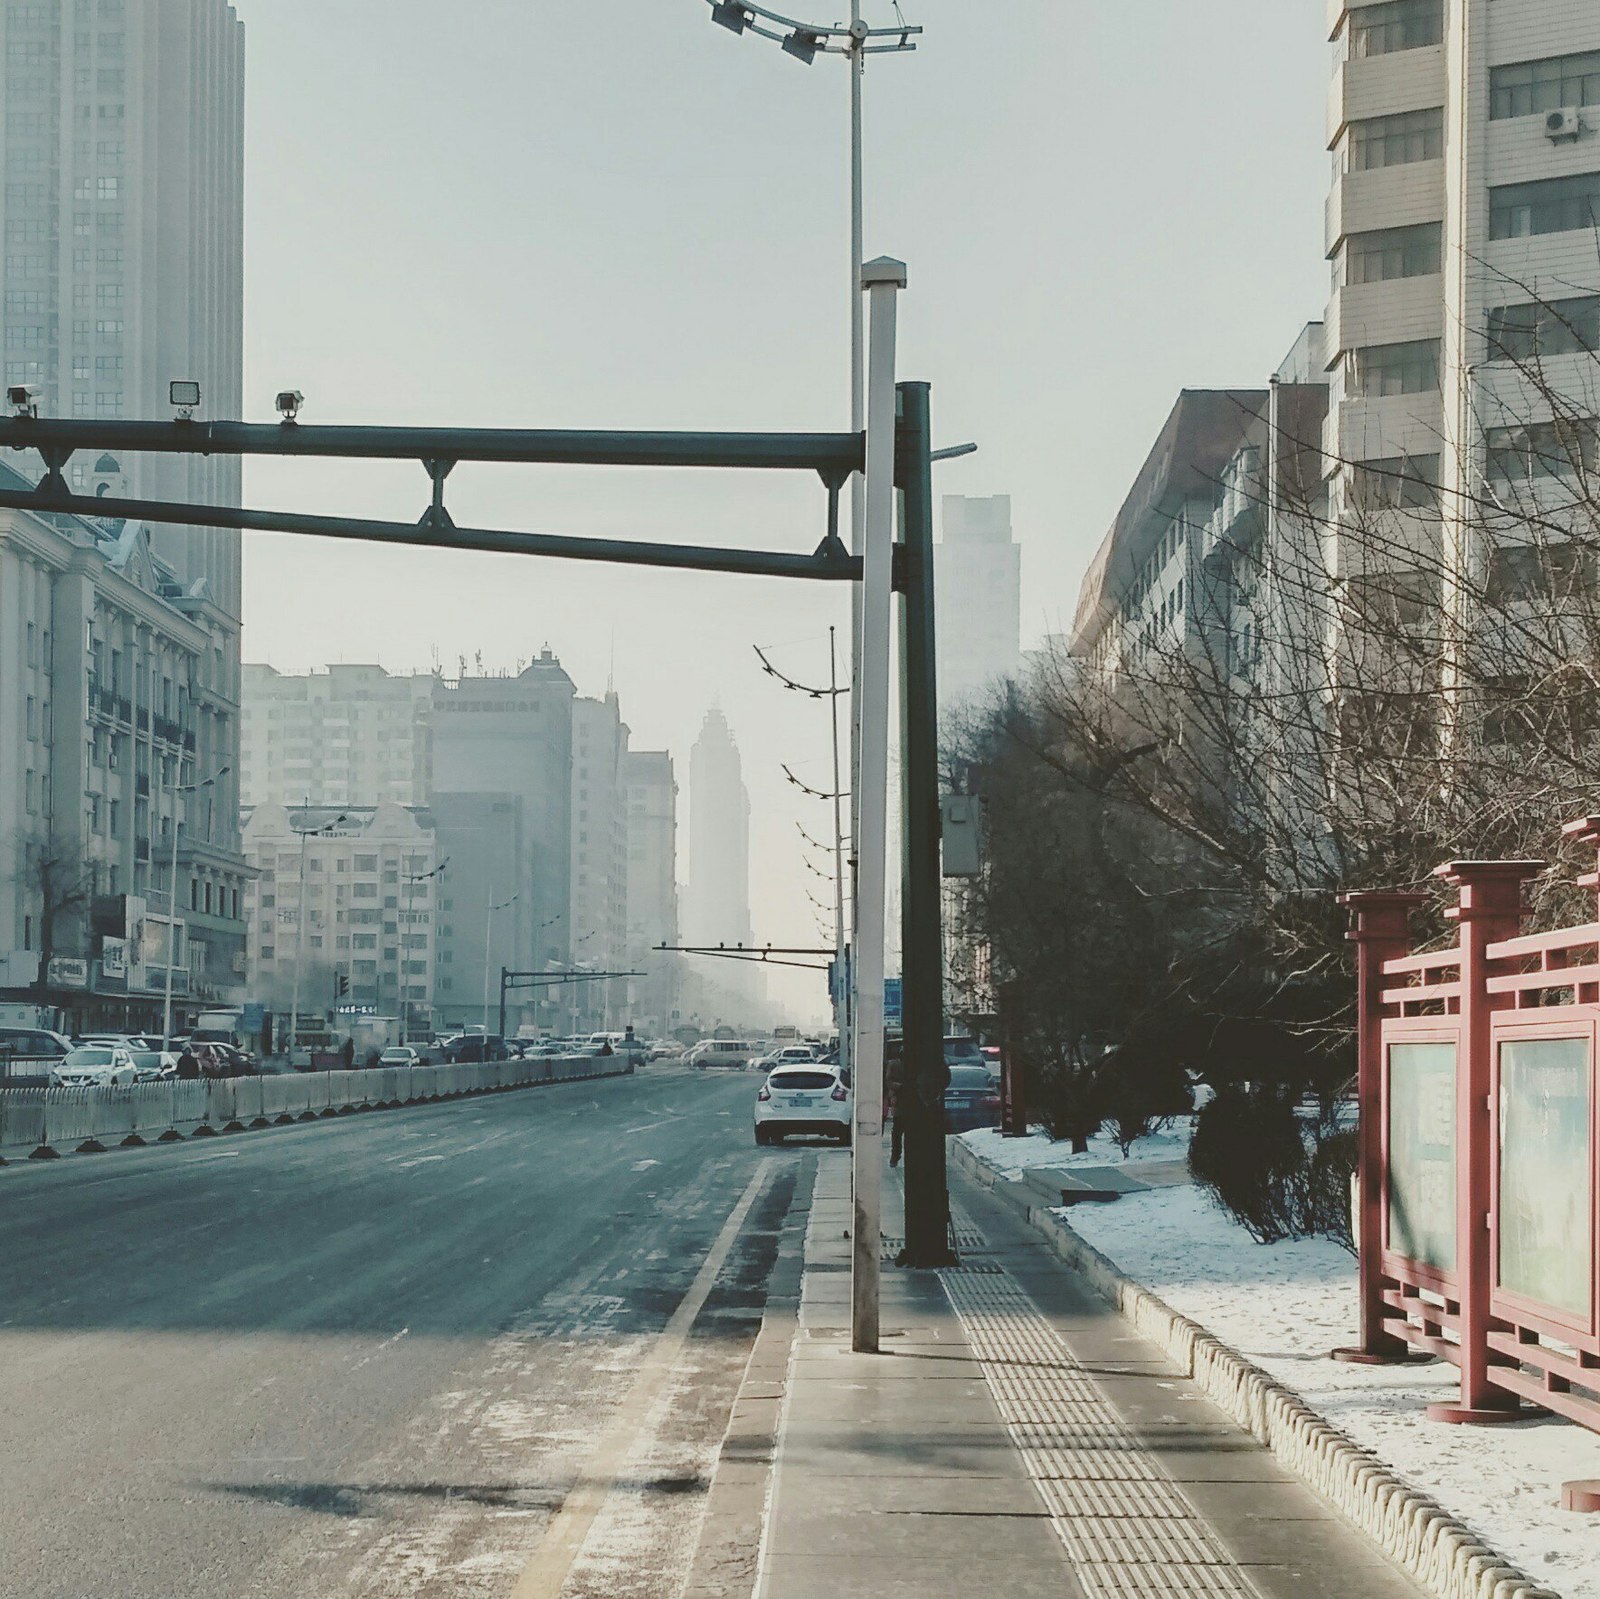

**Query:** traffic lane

left=0, top=1067, right=776, bottom=1599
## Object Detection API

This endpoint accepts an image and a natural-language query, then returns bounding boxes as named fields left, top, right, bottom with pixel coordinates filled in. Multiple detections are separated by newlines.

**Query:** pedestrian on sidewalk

left=175, top=1045, right=200, bottom=1080
left=886, top=1039, right=905, bottom=1167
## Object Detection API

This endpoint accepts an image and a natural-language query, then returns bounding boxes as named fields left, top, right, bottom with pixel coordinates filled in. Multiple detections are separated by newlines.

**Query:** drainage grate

left=940, top=1230, right=1257, bottom=1598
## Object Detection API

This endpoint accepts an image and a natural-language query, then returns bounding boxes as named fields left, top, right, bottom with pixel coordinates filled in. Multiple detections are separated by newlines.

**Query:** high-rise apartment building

left=241, top=664, right=436, bottom=808
left=0, top=3, right=247, bottom=1027
left=624, top=750, right=679, bottom=1034
left=936, top=494, right=1022, bottom=708
left=1324, top=1, right=1600, bottom=638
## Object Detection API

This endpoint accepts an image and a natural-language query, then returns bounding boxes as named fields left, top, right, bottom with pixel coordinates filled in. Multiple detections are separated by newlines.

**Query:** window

left=1490, top=172, right=1600, bottom=240
left=1351, top=453, right=1442, bottom=510
left=1487, top=296, right=1600, bottom=362
left=1347, top=107, right=1443, bottom=171
left=1484, top=542, right=1590, bottom=604
left=94, top=282, right=122, bottom=308
left=1344, top=223, right=1441, bottom=285
left=354, top=853, right=378, bottom=872
left=1487, top=419, right=1599, bottom=486
left=4, top=289, right=47, bottom=316
left=1491, top=50, right=1600, bottom=121
left=1346, top=338, right=1440, bottom=396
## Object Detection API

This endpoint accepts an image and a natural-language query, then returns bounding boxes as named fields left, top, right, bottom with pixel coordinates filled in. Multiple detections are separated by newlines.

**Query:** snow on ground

left=1058, top=1182, right=1600, bottom=1599
left=959, top=1120, right=1194, bottom=1178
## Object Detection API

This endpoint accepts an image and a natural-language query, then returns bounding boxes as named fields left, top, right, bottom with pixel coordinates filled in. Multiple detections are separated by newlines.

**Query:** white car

left=51, top=1045, right=139, bottom=1088
left=755, top=1064, right=851, bottom=1146
left=379, top=1046, right=420, bottom=1068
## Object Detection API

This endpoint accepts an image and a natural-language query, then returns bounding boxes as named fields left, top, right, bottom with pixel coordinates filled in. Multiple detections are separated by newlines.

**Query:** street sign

left=884, top=976, right=903, bottom=1026
left=241, top=1002, right=266, bottom=1033
left=47, top=957, right=88, bottom=988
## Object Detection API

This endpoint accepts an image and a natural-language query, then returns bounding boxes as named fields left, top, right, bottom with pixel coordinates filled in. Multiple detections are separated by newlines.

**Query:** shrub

left=1189, top=1084, right=1357, bottom=1251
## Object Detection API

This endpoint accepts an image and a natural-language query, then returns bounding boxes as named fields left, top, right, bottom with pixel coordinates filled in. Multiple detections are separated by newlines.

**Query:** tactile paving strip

left=940, top=1212, right=1258, bottom=1599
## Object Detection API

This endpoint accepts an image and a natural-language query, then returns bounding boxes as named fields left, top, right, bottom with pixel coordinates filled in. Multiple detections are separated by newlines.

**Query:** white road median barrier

left=0, top=1053, right=624, bottom=1162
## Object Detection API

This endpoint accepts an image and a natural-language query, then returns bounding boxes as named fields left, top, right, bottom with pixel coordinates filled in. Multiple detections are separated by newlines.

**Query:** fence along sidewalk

left=0, top=1052, right=628, bottom=1161
left=1341, top=818, right=1600, bottom=1469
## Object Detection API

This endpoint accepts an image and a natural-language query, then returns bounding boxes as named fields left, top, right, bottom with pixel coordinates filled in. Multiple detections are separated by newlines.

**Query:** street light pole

left=161, top=763, right=228, bottom=1052
left=483, top=892, right=518, bottom=1034
left=287, top=805, right=345, bottom=1064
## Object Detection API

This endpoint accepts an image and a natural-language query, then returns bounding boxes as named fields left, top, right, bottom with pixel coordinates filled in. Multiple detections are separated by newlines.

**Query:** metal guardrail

left=0, top=1053, right=630, bottom=1158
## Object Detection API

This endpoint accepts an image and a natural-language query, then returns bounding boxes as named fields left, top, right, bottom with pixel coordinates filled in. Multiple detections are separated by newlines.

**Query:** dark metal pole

left=498, top=968, right=508, bottom=1042
left=895, top=381, right=954, bottom=1267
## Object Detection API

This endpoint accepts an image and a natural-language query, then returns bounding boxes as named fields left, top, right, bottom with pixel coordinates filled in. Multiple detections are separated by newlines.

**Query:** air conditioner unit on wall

left=1546, top=107, right=1583, bottom=142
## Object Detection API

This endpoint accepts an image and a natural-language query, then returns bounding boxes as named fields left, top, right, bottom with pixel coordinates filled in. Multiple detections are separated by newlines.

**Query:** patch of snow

left=960, top=1119, right=1194, bottom=1178
left=1064, top=1184, right=1600, bottom=1598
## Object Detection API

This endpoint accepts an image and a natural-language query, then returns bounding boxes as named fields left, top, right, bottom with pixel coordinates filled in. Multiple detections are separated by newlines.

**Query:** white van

left=693, top=1038, right=761, bottom=1070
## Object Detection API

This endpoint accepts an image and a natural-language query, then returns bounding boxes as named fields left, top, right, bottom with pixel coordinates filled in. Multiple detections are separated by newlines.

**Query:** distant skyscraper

left=684, top=709, right=760, bottom=1014
left=935, top=494, right=1022, bottom=707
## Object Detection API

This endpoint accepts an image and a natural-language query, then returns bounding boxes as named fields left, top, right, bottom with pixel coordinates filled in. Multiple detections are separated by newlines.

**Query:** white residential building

left=1324, top=0, right=1600, bottom=642
left=241, top=664, right=436, bottom=809
left=240, top=802, right=439, bottom=1028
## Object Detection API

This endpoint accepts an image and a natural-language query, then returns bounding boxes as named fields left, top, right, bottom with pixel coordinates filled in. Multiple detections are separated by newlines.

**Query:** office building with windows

left=0, top=464, right=248, bottom=1027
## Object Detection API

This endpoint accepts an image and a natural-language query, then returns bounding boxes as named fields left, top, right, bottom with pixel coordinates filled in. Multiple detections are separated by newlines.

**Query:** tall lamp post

left=400, top=855, right=448, bottom=1042
left=482, top=892, right=518, bottom=1034
left=287, top=806, right=346, bottom=1063
left=161, top=764, right=229, bottom=1052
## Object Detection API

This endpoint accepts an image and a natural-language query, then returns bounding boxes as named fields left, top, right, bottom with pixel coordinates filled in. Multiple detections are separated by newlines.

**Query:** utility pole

left=896, top=380, right=954, bottom=1265
left=851, top=257, right=904, bottom=1353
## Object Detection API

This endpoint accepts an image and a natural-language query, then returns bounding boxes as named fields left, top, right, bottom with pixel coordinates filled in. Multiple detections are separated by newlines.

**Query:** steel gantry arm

left=0, top=416, right=864, bottom=584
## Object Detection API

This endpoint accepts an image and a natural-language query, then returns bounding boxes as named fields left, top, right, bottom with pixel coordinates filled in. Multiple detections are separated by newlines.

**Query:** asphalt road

left=0, top=1065, right=796, bottom=1599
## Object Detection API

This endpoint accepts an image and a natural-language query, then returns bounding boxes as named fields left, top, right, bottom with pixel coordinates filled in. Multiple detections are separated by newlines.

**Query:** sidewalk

left=751, top=1144, right=1430, bottom=1599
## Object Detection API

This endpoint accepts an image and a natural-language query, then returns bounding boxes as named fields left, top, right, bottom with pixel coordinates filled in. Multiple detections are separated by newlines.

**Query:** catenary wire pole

left=852, top=256, right=904, bottom=1353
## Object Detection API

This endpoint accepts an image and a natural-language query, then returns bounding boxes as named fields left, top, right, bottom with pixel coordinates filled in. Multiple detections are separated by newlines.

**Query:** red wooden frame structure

left=1339, top=821, right=1600, bottom=1436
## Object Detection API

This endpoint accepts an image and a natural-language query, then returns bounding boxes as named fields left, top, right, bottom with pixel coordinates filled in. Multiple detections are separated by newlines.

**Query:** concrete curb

left=949, top=1138, right=1561, bottom=1599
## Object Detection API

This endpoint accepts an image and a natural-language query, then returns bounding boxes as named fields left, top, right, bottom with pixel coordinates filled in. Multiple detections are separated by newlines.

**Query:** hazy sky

left=235, top=1, right=1331, bottom=1018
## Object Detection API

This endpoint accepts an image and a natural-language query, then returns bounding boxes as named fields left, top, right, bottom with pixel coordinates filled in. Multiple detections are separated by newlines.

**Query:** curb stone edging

left=949, top=1138, right=1562, bottom=1599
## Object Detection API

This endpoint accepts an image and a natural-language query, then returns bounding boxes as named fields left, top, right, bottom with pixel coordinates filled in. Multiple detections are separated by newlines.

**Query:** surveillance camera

left=7, top=384, right=41, bottom=417
left=275, top=389, right=304, bottom=423
left=169, top=379, right=201, bottom=419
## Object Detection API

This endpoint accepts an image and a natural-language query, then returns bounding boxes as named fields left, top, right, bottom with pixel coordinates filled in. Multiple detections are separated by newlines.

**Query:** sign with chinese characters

left=101, top=938, right=128, bottom=981
left=47, top=957, right=88, bottom=989
left=1386, top=1041, right=1457, bottom=1273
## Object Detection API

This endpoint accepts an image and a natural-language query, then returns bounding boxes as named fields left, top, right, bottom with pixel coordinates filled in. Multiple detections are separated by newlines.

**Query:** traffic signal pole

left=895, top=380, right=953, bottom=1266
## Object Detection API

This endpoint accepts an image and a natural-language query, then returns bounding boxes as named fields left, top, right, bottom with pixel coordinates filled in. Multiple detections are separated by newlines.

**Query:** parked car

left=51, top=1045, right=139, bottom=1088
left=755, top=1064, right=851, bottom=1146
left=379, top=1045, right=420, bottom=1068
left=942, top=1062, right=1001, bottom=1131
left=647, top=1040, right=684, bottom=1062
left=128, top=1049, right=178, bottom=1082
left=0, top=1025, right=72, bottom=1079
left=442, top=1034, right=509, bottom=1064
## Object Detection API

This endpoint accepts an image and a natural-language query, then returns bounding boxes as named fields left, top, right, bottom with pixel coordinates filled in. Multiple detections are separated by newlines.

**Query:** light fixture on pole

left=161, top=764, right=229, bottom=1052
left=483, top=892, right=519, bottom=1035
left=400, top=855, right=448, bottom=1043
left=287, top=806, right=346, bottom=1063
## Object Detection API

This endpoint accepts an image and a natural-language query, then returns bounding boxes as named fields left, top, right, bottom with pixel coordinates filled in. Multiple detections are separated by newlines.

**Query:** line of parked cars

left=0, top=1026, right=260, bottom=1088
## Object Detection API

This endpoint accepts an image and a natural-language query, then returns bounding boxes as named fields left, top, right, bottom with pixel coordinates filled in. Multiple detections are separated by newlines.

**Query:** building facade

left=0, top=0, right=248, bottom=1020
left=624, top=749, right=679, bottom=1035
left=241, top=664, right=435, bottom=809
left=0, top=468, right=248, bottom=1027
left=240, top=802, right=438, bottom=1030
left=682, top=707, right=762, bottom=1020
left=1324, top=0, right=1600, bottom=667
left=570, top=692, right=630, bottom=1031
left=936, top=494, right=1022, bottom=708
